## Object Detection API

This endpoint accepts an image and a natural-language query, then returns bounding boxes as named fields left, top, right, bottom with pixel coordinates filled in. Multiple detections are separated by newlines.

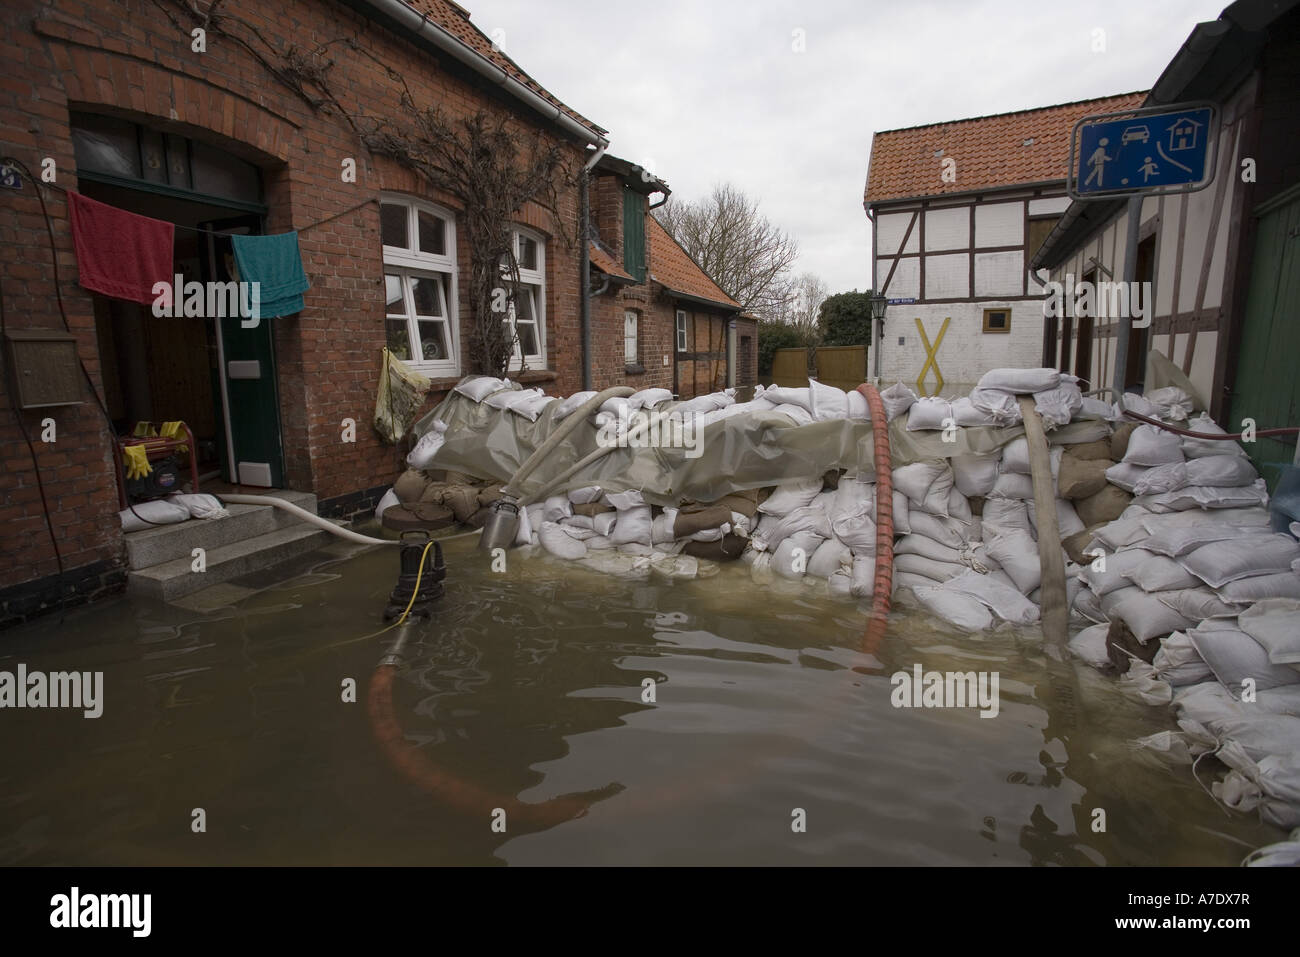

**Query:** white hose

left=220, top=493, right=399, bottom=546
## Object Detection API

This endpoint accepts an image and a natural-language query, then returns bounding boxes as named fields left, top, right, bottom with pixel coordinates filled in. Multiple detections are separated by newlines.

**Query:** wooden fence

left=769, top=345, right=866, bottom=391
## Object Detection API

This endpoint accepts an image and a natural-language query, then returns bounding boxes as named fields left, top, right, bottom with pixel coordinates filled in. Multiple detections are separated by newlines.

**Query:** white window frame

left=381, top=194, right=459, bottom=376
left=675, top=309, right=688, bottom=352
left=624, top=310, right=639, bottom=364
left=502, top=227, right=546, bottom=371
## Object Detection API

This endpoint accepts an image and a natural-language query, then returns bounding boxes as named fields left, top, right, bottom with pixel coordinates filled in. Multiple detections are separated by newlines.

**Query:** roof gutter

left=361, top=0, right=609, bottom=152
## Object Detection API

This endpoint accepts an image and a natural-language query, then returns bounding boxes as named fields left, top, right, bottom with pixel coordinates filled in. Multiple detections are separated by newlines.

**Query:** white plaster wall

left=877, top=301, right=1043, bottom=394
left=974, top=250, right=1024, bottom=296
left=924, top=207, right=969, bottom=251
left=975, top=201, right=1023, bottom=247
left=925, top=252, right=970, bottom=299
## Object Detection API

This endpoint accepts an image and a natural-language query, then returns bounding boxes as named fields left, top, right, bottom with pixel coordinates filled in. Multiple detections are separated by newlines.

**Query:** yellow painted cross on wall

left=915, top=317, right=950, bottom=396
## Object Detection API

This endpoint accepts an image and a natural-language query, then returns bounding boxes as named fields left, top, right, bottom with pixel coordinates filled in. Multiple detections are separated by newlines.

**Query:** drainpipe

left=866, top=204, right=882, bottom=380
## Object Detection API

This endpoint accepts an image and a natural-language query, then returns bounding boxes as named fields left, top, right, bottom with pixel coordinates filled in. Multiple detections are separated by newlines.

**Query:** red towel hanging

left=67, top=191, right=175, bottom=306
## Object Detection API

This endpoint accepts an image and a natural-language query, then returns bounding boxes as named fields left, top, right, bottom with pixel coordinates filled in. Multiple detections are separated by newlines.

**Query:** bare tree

left=788, top=273, right=829, bottom=374
left=654, top=184, right=799, bottom=318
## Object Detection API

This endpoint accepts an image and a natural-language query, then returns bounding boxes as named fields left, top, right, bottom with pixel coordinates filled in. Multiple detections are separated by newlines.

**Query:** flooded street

left=0, top=536, right=1285, bottom=866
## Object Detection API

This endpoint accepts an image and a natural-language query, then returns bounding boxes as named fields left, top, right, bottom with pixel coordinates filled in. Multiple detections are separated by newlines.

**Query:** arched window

left=380, top=195, right=458, bottom=376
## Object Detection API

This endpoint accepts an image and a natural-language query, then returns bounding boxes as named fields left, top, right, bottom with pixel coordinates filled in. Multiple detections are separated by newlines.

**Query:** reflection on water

left=0, top=536, right=1284, bottom=865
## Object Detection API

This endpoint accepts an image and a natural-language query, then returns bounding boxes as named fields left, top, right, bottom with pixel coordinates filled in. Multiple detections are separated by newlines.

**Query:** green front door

left=201, top=217, right=285, bottom=488
left=1229, top=185, right=1300, bottom=491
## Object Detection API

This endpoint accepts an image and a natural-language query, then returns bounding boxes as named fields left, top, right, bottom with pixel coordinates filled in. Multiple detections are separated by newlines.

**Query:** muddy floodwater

left=0, top=533, right=1286, bottom=866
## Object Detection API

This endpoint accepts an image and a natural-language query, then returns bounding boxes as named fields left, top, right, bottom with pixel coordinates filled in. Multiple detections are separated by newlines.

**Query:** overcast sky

left=465, top=0, right=1226, bottom=295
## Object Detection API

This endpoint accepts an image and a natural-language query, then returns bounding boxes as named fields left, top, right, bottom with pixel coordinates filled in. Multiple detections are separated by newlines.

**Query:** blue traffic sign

left=1070, top=104, right=1216, bottom=199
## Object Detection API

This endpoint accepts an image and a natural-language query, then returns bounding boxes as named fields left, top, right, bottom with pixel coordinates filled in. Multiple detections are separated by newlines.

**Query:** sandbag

left=981, top=498, right=1032, bottom=536
left=552, top=389, right=597, bottom=420
left=984, top=529, right=1041, bottom=595
left=987, top=471, right=1037, bottom=501
left=950, top=396, right=996, bottom=427
left=809, top=379, right=849, bottom=421
left=1218, top=572, right=1300, bottom=603
left=1152, top=631, right=1214, bottom=686
left=976, top=367, right=1060, bottom=393
left=893, top=461, right=954, bottom=516
left=892, top=489, right=912, bottom=534
left=1181, top=411, right=1249, bottom=459
left=1002, top=437, right=1061, bottom=477
left=406, top=422, right=448, bottom=468
left=1078, top=547, right=1151, bottom=596
left=453, top=375, right=508, bottom=402
left=1145, top=386, right=1193, bottom=421
left=1033, top=382, right=1083, bottom=429
left=1123, top=424, right=1185, bottom=466
left=1180, top=534, right=1300, bottom=588
left=1187, top=621, right=1300, bottom=692
left=808, top=538, right=852, bottom=578
left=539, top=520, right=588, bottom=559
left=1068, top=439, right=1113, bottom=462
left=968, top=387, right=1022, bottom=426
left=894, top=552, right=966, bottom=583
left=1074, top=484, right=1132, bottom=527
left=1027, top=498, right=1085, bottom=539
left=1140, top=482, right=1270, bottom=512
left=1157, top=587, right=1242, bottom=621
left=1109, top=421, right=1139, bottom=461
left=1109, top=589, right=1195, bottom=643
left=1069, top=622, right=1113, bottom=670
left=906, top=396, right=953, bottom=431
left=393, top=468, right=431, bottom=504
left=373, top=487, right=400, bottom=521
left=1123, top=554, right=1201, bottom=593
left=1238, top=599, right=1300, bottom=665
left=880, top=382, right=917, bottom=421
left=541, top=494, right=573, bottom=523
left=609, top=505, right=654, bottom=546
left=911, top=584, right=993, bottom=631
left=1058, top=454, right=1111, bottom=499
left=758, top=478, right=823, bottom=517
left=952, top=453, right=999, bottom=497
left=944, top=569, right=1040, bottom=625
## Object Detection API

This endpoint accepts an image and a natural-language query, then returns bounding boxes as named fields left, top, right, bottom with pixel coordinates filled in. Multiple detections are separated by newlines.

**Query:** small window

left=501, top=228, right=546, bottom=369
left=624, top=310, right=639, bottom=364
left=676, top=310, right=688, bottom=351
left=380, top=195, right=458, bottom=375
left=983, top=308, right=1011, bottom=333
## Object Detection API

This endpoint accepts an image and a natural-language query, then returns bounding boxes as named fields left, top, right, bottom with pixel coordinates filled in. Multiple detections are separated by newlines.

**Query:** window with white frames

left=675, top=310, right=688, bottom=351
left=624, top=310, right=639, bottom=364
left=501, top=228, right=546, bottom=369
left=380, top=196, right=458, bottom=375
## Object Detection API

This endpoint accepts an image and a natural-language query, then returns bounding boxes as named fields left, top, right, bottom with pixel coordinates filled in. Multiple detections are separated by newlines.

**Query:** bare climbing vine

left=154, top=0, right=579, bottom=376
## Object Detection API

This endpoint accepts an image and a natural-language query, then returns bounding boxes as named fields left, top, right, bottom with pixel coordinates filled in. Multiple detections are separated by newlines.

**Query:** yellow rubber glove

left=159, top=421, right=189, bottom=455
left=123, top=444, right=153, bottom=480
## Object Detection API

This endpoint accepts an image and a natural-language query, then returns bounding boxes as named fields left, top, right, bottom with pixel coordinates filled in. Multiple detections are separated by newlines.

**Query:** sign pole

left=1111, top=194, right=1143, bottom=396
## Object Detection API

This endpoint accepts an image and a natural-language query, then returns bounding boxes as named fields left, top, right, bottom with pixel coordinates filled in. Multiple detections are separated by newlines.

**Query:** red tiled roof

left=864, top=92, right=1148, bottom=205
left=648, top=217, right=740, bottom=310
left=589, top=242, right=635, bottom=282
left=401, top=1, right=605, bottom=135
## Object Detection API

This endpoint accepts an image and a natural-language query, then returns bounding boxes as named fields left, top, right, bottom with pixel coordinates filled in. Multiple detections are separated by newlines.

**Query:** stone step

left=127, top=524, right=334, bottom=602
left=124, top=490, right=318, bottom=569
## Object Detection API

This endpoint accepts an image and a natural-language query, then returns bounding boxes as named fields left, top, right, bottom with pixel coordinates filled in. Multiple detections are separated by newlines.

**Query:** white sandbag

left=1033, top=382, right=1083, bottom=430
left=808, top=538, right=852, bottom=578
left=911, top=584, right=993, bottom=632
left=762, top=385, right=813, bottom=413
left=508, top=391, right=556, bottom=421
left=1153, top=631, right=1214, bottom=686
left=1245, top=837, right=1300, bottom=868
left=758, top=478, right=823, bottom=517
left=1001, top=437, right=1062, bottom=477
left=850, top=556, right=876, bottom=598
left=1130, top=461, right=1188, bottom=496
left=772, top=537, right=815, bottom=579
left=539, top=520, right=588, bottom=560
left=830, top=503, right=877, bottom=556
left=893, top=461, right=954, bottom=515
left=981, top=498, right=1032, bottom=536
left=1157, top=587, right=1242, bottom=621
left=1144, top=386, right=1193, bottom=421
left=120, top=499, right=190, bottom=532
left=1123, top=424, right=1185, bottom=466
left=1238, top=599, right=1300, bottom=665
left=892, top=489, right=912, bottom=534
left=944, top=569, right=1040, bottom=625
left=1091, top=516, right=1149, bottom=551
left=1140, top=482, right=1270, bottom=513
left=373, top=488, right=400, bottom=521
left=774, top=503, right=833, bottom=546
left=1218, top=572, right=1300, bottom=603
left=598, top=394, right=634, bottom=417
left=606, top=489, right=646, bottom=511
left=894, top=552, right=966, bottom=583
left=846, top=389, right=870, bottom=420
left=1116, top=392, right=1159, bottom=419
left=454, top=375, right=508, bottom=402
left=906, top=397, right=953, bottom=431
left=406, top=421, right=448, bottom=468
left=951, top=453, right=999, bottom=497
left=989, top=471, right=1040, bottom=501
left=1078, top=546, right=1150, bottom=596
left=1069, top=622, right=1112, bottom=670
left=608, top=505, right=653, bottom=546
left=1131, top=731, right=1196, bottom=766
left=895, top=534, right=964, bottom=565
left=832, top=474, right=875, bottom=516
left=168, top=493, right=228, bottom=520
left=1184, top=455, right=1257, bottom=488
left=892, top=571, right=935, bottom=599
left=514, top=500, right=536, bottom=546
left=1181, top=412, right=1249, bottom=459
left=968, top=387, right=1022, bottom=425
left=552, top=390, right=598, bottom=420
left=880, top=382, right=917, bottom=422
left=770, top=403, right=814, bottom=427
left=541, top=494, right=573, bottom=523
left=976, top=367, right=1060, bottom=394
left=950, top=396, right=995, bottom=428
left=905, top=511, right=968, bottom=549
left=1117, top=661, right=1173, bottom=706
left=650, top=511, right=677, bottom=545
left=984, top=529, right=1041, bottom=594
left=1079, top=396, right=1113, bottom=419
left=1123, top=554, right=1202, bottom=593
left=1027, top=498, right=1085, bottom=538
left=1111, top=587, right=1195, bottom=642
left=592, top=511, right=618, bottom=537
left=1179, top=534, right=1300, bottom=587
left=809, top=379, right=849, bottom=421
left=484, top=386, right=543, bottom=415
left=1187, top=620, right=1300, bottom=692
left=1104, top=462, right=1150, bottom=493
left=567, top=485, right=605, bottom=505
left=946, top=487, right=973, bottom=525
left=1141, top=522, right=1254, bottom=557
left=631, top=387, right=672, bottom=409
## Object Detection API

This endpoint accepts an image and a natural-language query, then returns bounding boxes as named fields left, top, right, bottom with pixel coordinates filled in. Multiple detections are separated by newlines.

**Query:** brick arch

left=60, top=54, right=295, bottom=167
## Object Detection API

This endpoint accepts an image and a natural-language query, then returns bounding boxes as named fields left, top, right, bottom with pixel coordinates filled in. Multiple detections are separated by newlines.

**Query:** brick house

left=0, top=0, right=746, bottom=624
left=863, top=92, right=1146, bottom=393
left=586, top=154, right=754, bottom=399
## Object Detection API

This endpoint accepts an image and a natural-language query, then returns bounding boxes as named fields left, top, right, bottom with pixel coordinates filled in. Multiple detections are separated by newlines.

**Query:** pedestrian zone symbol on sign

left=1071, top=105, right=1215, bottom=198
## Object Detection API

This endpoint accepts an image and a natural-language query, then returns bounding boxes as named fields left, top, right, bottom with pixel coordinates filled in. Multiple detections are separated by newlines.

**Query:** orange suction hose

left=856, top=383, right=894, bottom=656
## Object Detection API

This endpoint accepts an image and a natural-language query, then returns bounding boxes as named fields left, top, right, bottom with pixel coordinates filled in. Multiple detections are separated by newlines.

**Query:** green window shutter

left=623, top=189, right=645, bottom=282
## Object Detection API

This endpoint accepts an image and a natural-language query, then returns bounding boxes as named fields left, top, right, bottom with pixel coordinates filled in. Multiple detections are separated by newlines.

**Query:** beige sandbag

left=1110, top=421, right=1138, bottom=461
left=1075, top=484, right=1132, bottom=527
left=1058, top=454, right=1112, bottom=500
left=443, top=484, right=480, bottom=523
left=477, top=485, right=506, bottom=507
left=1063, top=526, right=1102, bottom=565
left=394, top=468, right=431, bottom=504
left=1069, top=438, right=1113, bottom=462
left=573, top=501, right=615, bottom=517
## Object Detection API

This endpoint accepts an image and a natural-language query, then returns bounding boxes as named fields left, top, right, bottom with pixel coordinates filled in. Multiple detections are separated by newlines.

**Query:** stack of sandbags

left=1055, top=437, right=1129, bottom=561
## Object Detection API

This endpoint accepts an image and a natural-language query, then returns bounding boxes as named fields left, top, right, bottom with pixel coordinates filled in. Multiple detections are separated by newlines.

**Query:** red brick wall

left=0, top=0, right=589, bottom=592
